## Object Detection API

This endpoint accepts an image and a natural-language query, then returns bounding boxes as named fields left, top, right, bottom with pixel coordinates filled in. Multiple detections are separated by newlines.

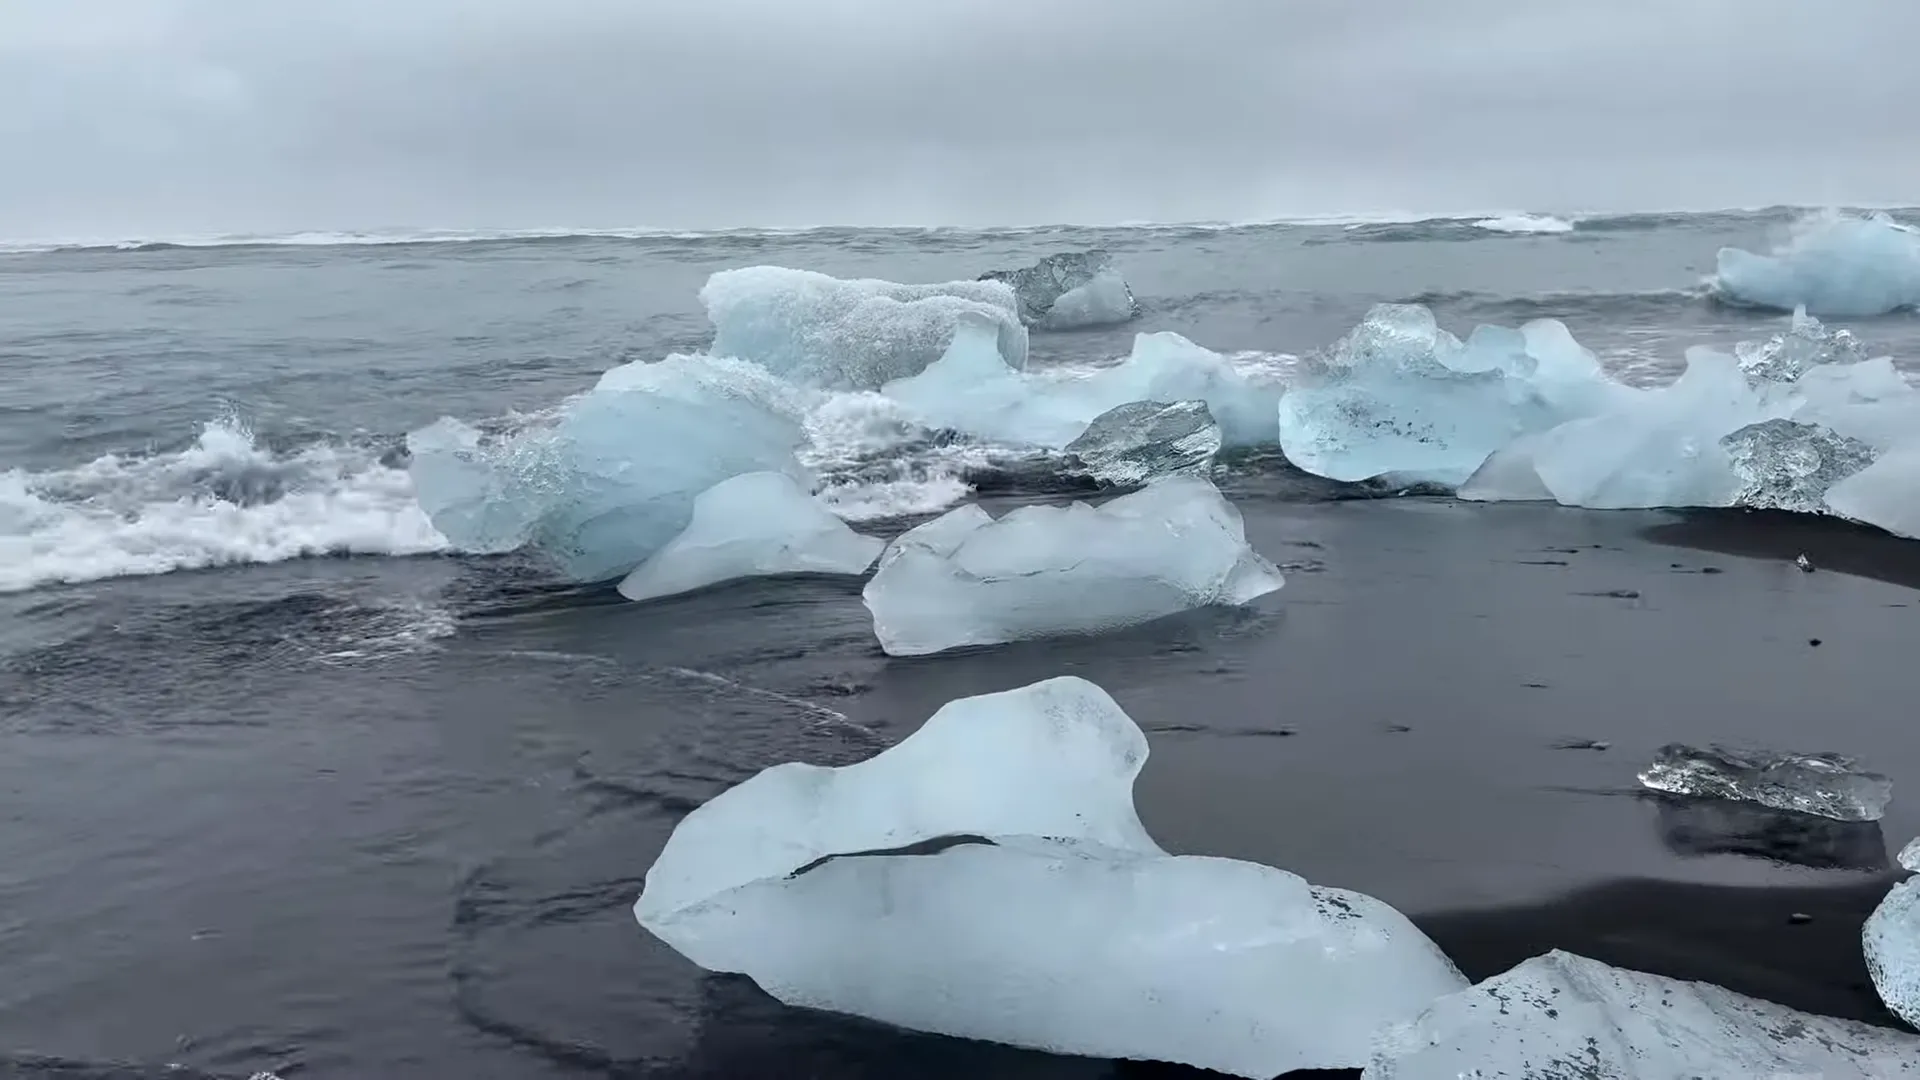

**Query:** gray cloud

left=2, top=0, right=1914, bottom=239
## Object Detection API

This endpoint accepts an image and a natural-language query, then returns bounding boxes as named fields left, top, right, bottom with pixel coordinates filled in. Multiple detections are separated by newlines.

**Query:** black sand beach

left=3, top=491, right=1916, bottom=1078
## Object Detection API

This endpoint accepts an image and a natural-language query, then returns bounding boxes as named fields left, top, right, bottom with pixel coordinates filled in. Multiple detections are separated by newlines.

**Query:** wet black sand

left=2, top=495, right=1917, bottom=1078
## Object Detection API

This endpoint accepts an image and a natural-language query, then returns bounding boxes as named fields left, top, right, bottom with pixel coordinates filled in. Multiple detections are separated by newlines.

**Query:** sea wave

left=0, top=419, right=446, bottom=593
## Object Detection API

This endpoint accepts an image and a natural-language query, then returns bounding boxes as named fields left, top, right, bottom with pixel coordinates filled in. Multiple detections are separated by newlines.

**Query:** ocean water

left=3, top=208, right=1919, bottom=1078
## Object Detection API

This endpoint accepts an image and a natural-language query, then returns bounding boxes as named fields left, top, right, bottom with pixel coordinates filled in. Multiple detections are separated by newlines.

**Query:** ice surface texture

left=1713, top=210, right=1920, bottom=316
left=1277, top=304, right=1622, bottom=486
left=978, top=250, right=1140, bottom=328
left=1636, top=742, right=1893, bottom=822
left=1363, top=949, right=1920, bottom=1078
left=616, top=471, right=882, bottom=602
left=407, top=355, right=809, bottom=582
left=1064, top=400, right=1221, bottom=487
left=862, top=475, right=1284, bottom=656
left=885, top=317, right=1280, bottom=450
left=635, top=676, right=1468, bottom=1076
left=702, top=266, right=1029, bottom=389
left=1867, top=866, right=1920, bottom=1028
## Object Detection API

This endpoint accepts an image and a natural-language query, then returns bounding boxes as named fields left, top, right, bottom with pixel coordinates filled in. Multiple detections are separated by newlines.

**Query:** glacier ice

left=1063, top=400, right=1221, bottom=488
left=883, top=319, right=1281, bottom=451
left=1636, top=742, right=1893, bottom=823
left=407, top=354, right=809, bottom=583
left=1866, top=846, right=1920, bottom=1029
left=1459, top=307, right=1920, bottom=519
left=1720, top=418, right=1878, bottom=514
left=1712, top=211, right=1920, bottom=317
left=616, top=471, right=882, bottom=602
left=1276, top=304, right=1621, bottom=485
left=702, top=266, right=1029, bottom=389
left=978, top=250, right=1140, bottom=328
left=635, top=676, right=1468, bottom=1077
left=861, top=475, right=1283, bottom=656
left=1362, top=949, right=1920, bottom=1078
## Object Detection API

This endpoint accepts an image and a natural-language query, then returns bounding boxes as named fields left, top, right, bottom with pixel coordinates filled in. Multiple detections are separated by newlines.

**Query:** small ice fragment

left=1637, top=743, right=1892, bottom=822
left=1362, top=949, right=1920, bottom=1078
left=1797, top=552, right=1816, bottom=571
left=636, top=676, right=1468, bottom=1076
left=617, top=472, right=883, bottom=602
left=978, top=250, right=1139, bottom=327
left=861, top=475, right=1284, bottom=656
left=1865, top=863, right=1920, bottom=1027
left=1063, top=400, right=1221, bottom=488
left=1719, top=418, right=1878, bottom=513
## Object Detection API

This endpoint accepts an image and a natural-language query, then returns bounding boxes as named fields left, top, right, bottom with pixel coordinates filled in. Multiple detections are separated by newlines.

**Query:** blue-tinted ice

left=1713, top=210, right=1920, bottom=317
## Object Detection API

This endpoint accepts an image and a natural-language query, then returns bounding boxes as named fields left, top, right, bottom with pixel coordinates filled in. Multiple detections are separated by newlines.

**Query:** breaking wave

left=0, top=419, right=446, bottom=593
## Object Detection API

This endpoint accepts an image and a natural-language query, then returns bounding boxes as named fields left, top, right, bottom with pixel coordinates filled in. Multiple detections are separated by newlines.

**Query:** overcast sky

left=2, top=0, right=1914, bottom=239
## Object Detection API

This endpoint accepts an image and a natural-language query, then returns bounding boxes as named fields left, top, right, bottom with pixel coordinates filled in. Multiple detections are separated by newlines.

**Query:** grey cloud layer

left=2, top=0, right=1914, bottom=237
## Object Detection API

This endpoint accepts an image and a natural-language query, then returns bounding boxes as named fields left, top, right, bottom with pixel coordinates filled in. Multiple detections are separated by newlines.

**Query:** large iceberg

left=861, top=475, right=1284, bottom=656
left=701, top=266, right=1029, bottom=389
left=616, top=471, right=882, bottom=602
left=1363, top=949, right=1920, bottom=1078
left=1461, top=308, right=1920, bottom=517
left=635, top=676, right=1468, bottom=1076
left=1277, top=304, right=1623, bottom=485
left=1636, top=742, right=1894, bottom=823
left=979, top=250, right=1141, bottom=329
left=883, top=317, right=1281, bottom=451
left=1865, top=837, right=1920, bottom=1028
left=1712, top=210, right=1920, bottom=317
left=1063, top=400, right=1221, bottom=487
left=407, top=354, right=810, bottom=582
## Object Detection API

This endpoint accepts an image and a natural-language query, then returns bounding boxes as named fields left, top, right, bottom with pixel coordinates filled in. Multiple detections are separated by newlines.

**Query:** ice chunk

left=1867, top=873, right=1920, bottom=1029
left=1904, top=836, right=1920, bottom=872
left=1063, top=400, right=1221, bottom=488
left=1456, top=432, right=1555, bottom=502
left=1363, top=949, right=1920, bottom=1078
left=861, top=475, right=1283, bottom=656
left=1720, top=418, right=1878, bottom=513
left=978, top=250, right=1139, bottom=327
left=407, top=355, right=809, bottom=582
left=636, top=676, right=1469, bottom=1077
left=883, top=321, right=1282, bottom=451
left=616, top=472, right=882, bottom=602
left=702, top=266, right=1029, bottom=389
left=1737, top=305, right=1870, bottom=382
left=1637, top=743, right=1893, bottom=822
left=1712, top=211, right=1920, bottom=317
left=1276, top=304, right=1620, bottom=485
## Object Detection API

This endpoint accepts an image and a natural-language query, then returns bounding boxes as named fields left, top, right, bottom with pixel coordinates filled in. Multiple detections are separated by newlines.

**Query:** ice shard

left=1637, top=743, right=1893, bottom=823
left=1063, top=400, right=1221, bottom=487
left=978, top=250, right=1140, bottom=328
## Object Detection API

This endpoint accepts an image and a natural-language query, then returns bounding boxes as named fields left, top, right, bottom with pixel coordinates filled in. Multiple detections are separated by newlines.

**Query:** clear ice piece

left=616, top=471, right=882, bottom=602
left=1063, top=400, right=1221, bottom=488
left=1719, top=418, right=1878, bottom=513
left=1637, top=743, right=1893, bottom=822
left=978, top=250, right=1139, bottom=327
left=860, top=475, right=1284, bottom=656
left=1363, top=950, right=1920, bottom=1078
left=636, top=676, right=1468, bottom=1077
left=1902, top=836, right=1920, bottom=872
left=1735, top=306, right=1869, bottom=382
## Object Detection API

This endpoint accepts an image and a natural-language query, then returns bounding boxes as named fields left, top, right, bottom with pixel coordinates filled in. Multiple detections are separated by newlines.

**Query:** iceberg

left=616, top=471, right=883, bottom=602
left=1712, top=211, right=1920, bottom=317
left=1637, top=742, right=1893, bottom=823
left=883, top=319, right=1281, bottom=451
left=1063, top=400, right=1221, bottom=488
left=1866, top=844, right=1920, bottom=1029
left=1276, top=304, right=1621, bottom=485
left=701, top=266, right=1029, bottom=389
left=407, top=354, right=809, bottom=583
left=978, top=250, right=1140, bottom=328
left=861, top=475, right=1283, bottom=656
left=635, top=676, right=1469, bottom=1076
left=1362, top=949, right=1920, bottom=1078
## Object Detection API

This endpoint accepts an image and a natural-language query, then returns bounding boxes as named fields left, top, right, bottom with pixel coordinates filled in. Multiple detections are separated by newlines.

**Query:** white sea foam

left=0, top=420, right=447, bottom=593
left=1470, top=213, right=1577, bottom=234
